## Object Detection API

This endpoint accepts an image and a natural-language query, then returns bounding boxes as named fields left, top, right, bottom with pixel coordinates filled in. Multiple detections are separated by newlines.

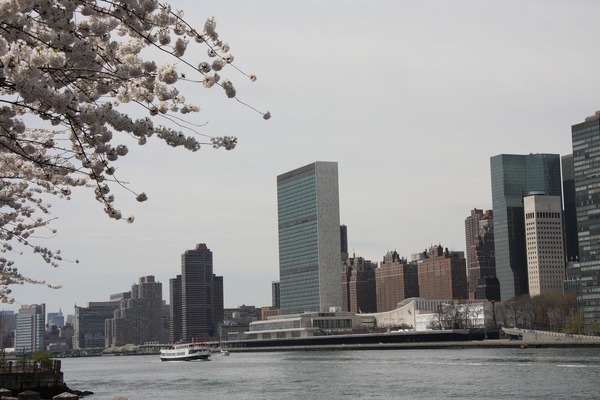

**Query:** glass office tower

left=490, top=154, right=562, bottom=300
left=572, top=114, right=600, bottom=328
left=277, top=162, right=342, bottom=314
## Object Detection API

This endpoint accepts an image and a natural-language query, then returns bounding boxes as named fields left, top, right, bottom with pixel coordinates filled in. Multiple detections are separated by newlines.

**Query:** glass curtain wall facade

left=562, top=155, right=579, bottom=262
left=572, top=115, right=600, bottom=327
left=277, top=162, right=342, bottom=314
left=490, top=154, right=562, bottom=300
left=15, top=304, right=45, bottom=352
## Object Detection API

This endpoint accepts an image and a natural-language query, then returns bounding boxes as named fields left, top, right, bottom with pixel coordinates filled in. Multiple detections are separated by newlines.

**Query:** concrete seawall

left=222, top=339, right=600, bottom=352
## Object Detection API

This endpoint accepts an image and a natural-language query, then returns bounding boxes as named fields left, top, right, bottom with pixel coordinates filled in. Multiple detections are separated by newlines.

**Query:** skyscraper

left=168, top=244, right=225, bottom=342
left=465, top=209, right=484, bottom=268
left=465, top=209, right=496, bottom=299
left=523, top=195, right=565, bottom=296
left=15, top=304, right=45, bottom=352
left=169, top=275, right=182, bottom=343
left=572, top=112, right=600, bottom=328
left=181, top=243, right=216, bottom=341
left=342, top=254, right=377, bottom=313
left=277, top=161, right=342, bottom=314
left=490, top=153, right=562, bottom=300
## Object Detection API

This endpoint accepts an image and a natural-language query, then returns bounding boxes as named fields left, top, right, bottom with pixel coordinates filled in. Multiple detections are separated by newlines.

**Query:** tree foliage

left=427, top=302, right=486, bottom=331
left=0, top=0, right=269, bottom=302
left=497, top=293, right=577, bottom=332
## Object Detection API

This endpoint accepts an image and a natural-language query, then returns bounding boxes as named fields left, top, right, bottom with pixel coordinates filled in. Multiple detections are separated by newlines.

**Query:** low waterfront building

left=220, top=324, right=249, bottom=341
left=363, top=298, right=495, bottom=331
left=246, top=312, right=363, bottom=340
left=240, top=297, right=497, bottom=342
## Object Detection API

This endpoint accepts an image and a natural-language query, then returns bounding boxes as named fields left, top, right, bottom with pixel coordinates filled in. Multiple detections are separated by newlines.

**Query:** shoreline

left=221, top=338, right=600, bottom=353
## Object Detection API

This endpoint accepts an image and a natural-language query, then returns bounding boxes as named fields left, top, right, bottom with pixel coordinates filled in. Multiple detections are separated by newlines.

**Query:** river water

left=60, top=347, right=600, bottom=400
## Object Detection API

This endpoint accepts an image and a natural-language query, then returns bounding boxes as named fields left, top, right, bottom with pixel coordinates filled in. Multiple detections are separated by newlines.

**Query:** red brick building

left=342, top=255, right=377, bottom=313
left=418, top=245, right=468, bottom=300
left=375, top=251, right=419, bottom=312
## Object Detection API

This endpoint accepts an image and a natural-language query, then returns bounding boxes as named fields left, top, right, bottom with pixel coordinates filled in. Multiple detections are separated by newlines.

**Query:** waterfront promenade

left=219, top=328, right=600, bottom=353
left=222, top=338, right=600, bottom=353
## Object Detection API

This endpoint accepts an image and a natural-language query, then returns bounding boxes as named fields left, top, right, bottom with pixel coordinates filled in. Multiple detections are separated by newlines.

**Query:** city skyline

left=3, top=1, right=599, bottom=314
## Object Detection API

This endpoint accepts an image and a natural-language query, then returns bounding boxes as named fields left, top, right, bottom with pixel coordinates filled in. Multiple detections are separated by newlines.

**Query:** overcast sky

left=5, top=1, right=600, bottom=316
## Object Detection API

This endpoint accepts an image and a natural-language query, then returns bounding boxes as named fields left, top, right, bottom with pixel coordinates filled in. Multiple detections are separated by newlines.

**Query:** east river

left=60, top=347, right=600, bottom=400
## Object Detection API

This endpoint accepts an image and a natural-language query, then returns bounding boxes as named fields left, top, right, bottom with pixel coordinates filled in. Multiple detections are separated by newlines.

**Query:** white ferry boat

left=160, top=342, right=211, bottom=361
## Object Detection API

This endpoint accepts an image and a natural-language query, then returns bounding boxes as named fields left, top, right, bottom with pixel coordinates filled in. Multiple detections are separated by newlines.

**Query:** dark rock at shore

left=14, top=385, right=94, bottom=400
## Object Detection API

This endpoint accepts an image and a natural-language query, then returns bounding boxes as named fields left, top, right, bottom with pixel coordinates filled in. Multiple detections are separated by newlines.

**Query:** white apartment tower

left=524, top=194, right=566, bottom=296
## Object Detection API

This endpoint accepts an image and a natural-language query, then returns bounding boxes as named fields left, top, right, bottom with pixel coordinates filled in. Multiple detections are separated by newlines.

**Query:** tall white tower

left=524, top=194, right=565, bottom=296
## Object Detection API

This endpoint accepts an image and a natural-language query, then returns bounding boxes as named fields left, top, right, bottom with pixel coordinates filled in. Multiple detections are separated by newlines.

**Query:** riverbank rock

left=17, top=390, right=40, bottom=400
left=52, top=393, right=79, bottom=399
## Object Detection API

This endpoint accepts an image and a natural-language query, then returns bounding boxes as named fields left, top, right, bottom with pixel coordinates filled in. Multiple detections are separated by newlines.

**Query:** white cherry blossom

left=0, top=0, right=271, bottom=303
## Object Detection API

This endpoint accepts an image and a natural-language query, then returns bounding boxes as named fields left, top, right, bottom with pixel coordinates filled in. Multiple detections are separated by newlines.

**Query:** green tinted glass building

left=572, top=114, right=600, bottom=328
left=490, top=154, right=561, bottom=300
left=277, top=162, right=342, bottom=314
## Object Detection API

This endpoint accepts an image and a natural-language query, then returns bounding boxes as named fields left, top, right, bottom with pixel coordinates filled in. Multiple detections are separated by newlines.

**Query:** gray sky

left=5, top=1, right=600, bottom=315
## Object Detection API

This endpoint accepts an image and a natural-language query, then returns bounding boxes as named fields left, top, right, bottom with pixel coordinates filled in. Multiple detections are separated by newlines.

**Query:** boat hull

left=160, top=353, right=210, bottom=362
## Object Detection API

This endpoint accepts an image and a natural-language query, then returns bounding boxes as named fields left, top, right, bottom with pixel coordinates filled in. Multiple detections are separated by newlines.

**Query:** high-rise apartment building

left=183, top=243, right=213, bottom=341
left=375, top=251, right=419, bottom=312
left=74, top=301, right=119, bottom=349
left=490, top=153, right=562, bottom=300
left=572, top=112, right=600, bottom=327
left=465, top=209, right=496, bottom=299
left=276, top=161, right=342, bottom=314
left=105, top=276, right=166, bottom=347
left=0, top=310, right=16, bottom=348
left=169, top=275, right=182, bottom=343
left=342, top=255, right=377, bottom=314
left=465, top=209, right=484, bottom=267
left=418, top=245, right=468, bottom=300
left=171, top=243, right=224, bottom=341
left=212, top=275, right=224, bottom=326
left=524, top=195, right=566, bottom=296
left=15, top=304, right=45, bottom=352
left=340, top=225, right=349, bottom=262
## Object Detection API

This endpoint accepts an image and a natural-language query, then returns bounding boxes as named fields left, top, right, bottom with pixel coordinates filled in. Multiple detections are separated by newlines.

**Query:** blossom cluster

left=0, top=0, right=269, bottom=302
